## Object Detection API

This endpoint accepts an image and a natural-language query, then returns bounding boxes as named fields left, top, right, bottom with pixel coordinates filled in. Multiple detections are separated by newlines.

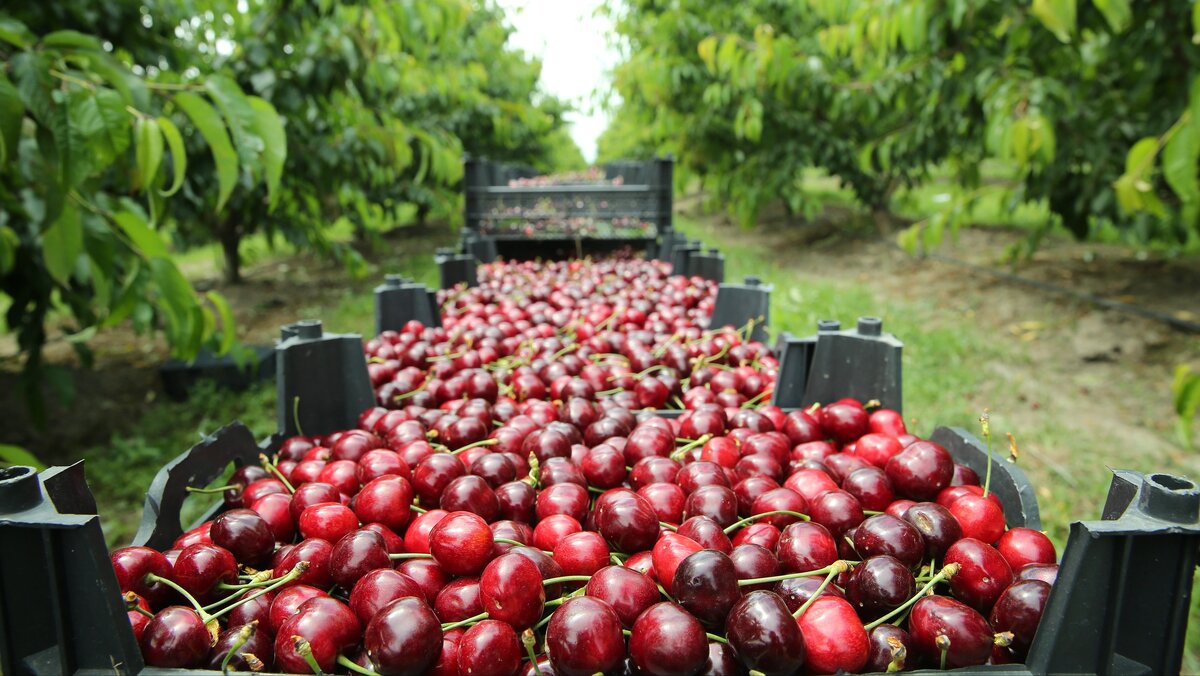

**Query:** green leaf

left=1030, top=0, right=1076, bottom=42
left=204, top=74, right=262, bottom=169
left=697, top=36, right=718, bottom=72
left=1173, top=365, right=1200, bottom=447
left=90, top=53, right=148, bottom=110
left=0, top=226, right=17, bottom=273
left=1163, top=123, right=1199, bottom=204
left=174, top=92, right=238, bottom=212
left=43, top=202, right=83, bottom=285
left=1092, top=0, right=1130, bottom=32
left=93, top=88, right=130, bottom=162
left=41, top=30, right=101, bottom=51
left=134, top=117, right=163, bottom=192
left=0, top=72, right=23, bottom=167
left=206, top=290, right=237, bottom=354
left=0, top=16, right=34, bottom=49
left=0, top=444, right=46, bottom=470
left=248, top=96, right=286, bottom=210
left=1194, top=3, right=1200, bottom=45
left=157, top=115, right=187, bottom=197
left=113, top=208, right=168, bottom=259
left=1125, top=136, right=1159, bottom=177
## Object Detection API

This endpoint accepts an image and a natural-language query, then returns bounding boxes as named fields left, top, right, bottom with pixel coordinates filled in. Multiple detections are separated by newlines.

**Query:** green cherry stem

left=441, top=611, right=488, bottom=631
left=144, top=573, right=206, bottom=614
left=123, top=592, right=155, bottom=619
left=293, top=636, right=324, bottom=675
left=219, top=622, right=256, bottom=673
left=706, top=632, right=730, bottom=645
left=723, top=510, right=811, bottom=535
left=737, top=560, right=857, bottom=587
left=541, top=575, right=593, bottom=586
left=337, top=654, right=383, bottom=676
left=259, top=453, right=295, bottom=493
left=185, top=483, right=241, bottom=494
left=494, top=538, right=527, bottom=547
left=208, top=562, right=309, bottom=622
left=864, top=563, right=960, bottom=631
left=522, top=629, right=543, bottom=676
left=389, top=552, right=434, bottom=560
left=792, top=561, right=850, bottom=618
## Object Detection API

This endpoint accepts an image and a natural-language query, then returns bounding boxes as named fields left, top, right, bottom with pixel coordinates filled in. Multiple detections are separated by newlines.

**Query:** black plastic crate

left=159, top=346, right=275, bottom=402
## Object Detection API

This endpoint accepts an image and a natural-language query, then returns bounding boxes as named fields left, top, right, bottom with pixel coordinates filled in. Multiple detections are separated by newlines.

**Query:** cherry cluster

left=111, top=393, right=1055, bottom=674
left=367, top=259, right=775, bottom=412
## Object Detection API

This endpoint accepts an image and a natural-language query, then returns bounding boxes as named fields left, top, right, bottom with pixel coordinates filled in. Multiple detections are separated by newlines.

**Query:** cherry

left=776, top=521, right=838, bottom=574
left=173, top=543, right=238, bottom=603
left=951, top=463, right=980, bottom=486
left=496, top=480, right=537, bottom=522
left=317, top=459, right=361, bottom=496
left=584, top=565, right=660, bottom=627
left=276, top=596, right=360, bottom=672
left=273, top=537, right=333, bottom=589
left=854, top=433, right=904, bottom=468
left=480, top=552, right=545, bottom=629
left=629, top=602, right=709, bottom=676
left=774, top=575, right=844, bottom=614
left=348, top=568, right=424, bottom=626
left=440, top=474, right=500, bottom=522
left=944, top=538, right=1014, bottom=613
left=358, top=449, right=410, bottom=483
left=596, top=493, right=661, bottom=553
left=329, top=529, right=391, bottom=590
left=821, top=452, right=873, bottom=483
left=749, top=488, right=808, bottom=529
left=1016, top=562, right=1059, bottom=586
left=673, top=550, right=741, bottom=627
left=796, top=595, right=870, bottom=674
left=865, top=624, right=913, bottom=672
left=731, top=522, right=780, bottom=550
left=841, top=467, right=895, bottom=511
left=396, top=558, right=451, bottom=605
left=289, top=482, right=342, bottom=522
left=629, top=456, right=681, bottom=490
left=206, top=621, right=274, bottom=672
left=909, top=595, right=994, bottom=668
left=269, top=585, right=328, bottom=633
left=223, top=465, right=271, bottom=507
left=457, top=619, right=522, bottom=676
left=949, top=493, right=1007, bottom=544
left=807, top=489, right=865, bottom=538
left=885, top=441, right=954, bottom=500
left=683, top=484, right=738, bottom=527
left=783, top=469, right=838, bottom=503
left=111, top=546, right=174, bottom=609
left=413, top=453, right=466, bottom=506
left=902, top=502, right=964, bottom=558
left=845, top=555, right=916, bottom=621
left=243, top=478, right=288, bottom=506
left=853, top=514, right=925, bottom=569
left=725, top=591, right=806, bottom=675
left=884, top=498, right=917, bottom=519
left=354, top=475, right=415, bottom=533
left=989, top=579, right=1051, bottom=661
left=211, top=508, right=275, bottom=566
left=676, top=461, right=730, bottom=494
left=533, top=514, right=583, bottom=552
left=651, top=532, right=703, bottom=594
left=433, top=627, right=465, bottom=676
left=471, top=452, right=518, bottom=487
left=546, top=596, right=626, bottom=676
left=535, top=482, right=590, bottom=524
left=430, top=511, right=495, bottom=576
left=638, top=482, right=687, bottom=525
left=782, top=410, right=824, bottom=445
left=298, top=502, right=359, bottom=543
left=996, top=527, right=1057, bottom=570
left=403, top=508, right=448, bottom=554
left=729, top=543, right=779, bottom=592
left=553, top=531, right=610, bottom=576
left=249, top=491, right=295, bottom=543
left=676, top=515, right=732, bottom=553
left=434, top=577, right=483, bottom=622
left=364, top=596, right=443, bottom=675
left=139, top=606, right=211, bottom=668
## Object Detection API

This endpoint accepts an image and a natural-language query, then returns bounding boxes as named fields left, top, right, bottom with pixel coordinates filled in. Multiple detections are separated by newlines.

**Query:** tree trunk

left=220, top=226, right=242, bottom=285
left=417, top=202, right=431, bottom=228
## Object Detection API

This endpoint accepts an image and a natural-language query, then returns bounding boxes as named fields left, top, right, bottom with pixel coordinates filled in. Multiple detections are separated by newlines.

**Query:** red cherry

left=111, top=546, right=173, bottom=609
left=651, top=532, right=703, bottom=595
left=885, top=441, right=954, bottom=500
left=480, top=553, right=545, bottom=629
left=363, top=596, right=443, bottom=675
left=584, top=565, right=660, bottom=628
left=298, top=502, right=359, bottom=543
left=949, top=494, right=1007, bottom=544
left=796, top=595, right=870, bottom=674
left=269, top=585, right=329, bottom=633
left=429, top=511, right=495, bottom=577
left=403, top=508, right=448, bottom=553
left=546, top=596, right=626, bottom=676
left=777, top=521, right=838, bottom=574
left=909, top=595, right=994, bottom=668
left=944, top=538, right=1014, bottom=613
left=138, top=606, right=211, bottom=668
left=457, top=619, right=522, bottom=676
left=629, top=602, right=710, bottom=676
left=434, top=577, right=483, bottom=622
left=553, top=531, right=610, bottom=576
left=996, top=527, right=1057, bottom=570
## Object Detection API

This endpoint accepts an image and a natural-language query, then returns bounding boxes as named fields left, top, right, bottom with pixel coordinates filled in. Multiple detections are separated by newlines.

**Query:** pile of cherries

left=365, top=259, right=777, bottom=412
left=112, top=394, right=1057, bottom=674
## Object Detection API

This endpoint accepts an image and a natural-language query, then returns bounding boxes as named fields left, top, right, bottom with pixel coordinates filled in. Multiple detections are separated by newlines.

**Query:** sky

left=496, top=0, right=617, bottom=163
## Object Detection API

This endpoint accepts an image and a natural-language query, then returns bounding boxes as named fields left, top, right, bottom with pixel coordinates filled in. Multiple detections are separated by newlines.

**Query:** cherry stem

left=980, top=409, right=994, bottom=498
left=292, top=396, right=306, bottom=438
left=124, top=592, right=155, bottom=619
left=185, top=483, right=241, bottom=494
left=449, top=438, right=499, bottom=455
left=259, top=453, right=296, bottom=494
left=293, top=636, right=324, bottom=675
left=216, top=569, right=275, bottom=592
left=388, top=552, right=434, bottom=560
left=622, top=629, right=632, bottom=637
left=737, top=560, right=856, bottom=587
left=522, top=629, right=543, bottom=676
left=670, top=433, right=712, bottom=460
left=659, top=521, right=678, bottom=532
left=740, top=389, right=770, bottom=409
left=338, top=654, right=382, bottom=676
left=493, top=537, right=526, bottom=547
left=410, top=504, right=427, bottom=514
left=441, top=611, right=488, bottom=630
left=864, top=563, right=960, bottom=630
left=863, top=509, right=884, bottom=516
left=542, top=575, right=593, bottom=586
left=937, top=634, right=951, bottom=670
left=144, top=573, right=205, bottom=614
left=219, top=621, right=256, bottom=673
left=792, top=561, right=849, bottom=618
left=596, top=387, right=623, bottom=396
left=656, top=583, right=674, bottom=602
left=208, top=563, right=308, bottom=622
left=705, top=632, right=729, bottom=645
left=723, top=510, right=811, bottom=534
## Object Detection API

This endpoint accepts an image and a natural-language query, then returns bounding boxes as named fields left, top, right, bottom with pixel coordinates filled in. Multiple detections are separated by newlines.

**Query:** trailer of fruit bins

left=462, top=155, right=674, bottom=261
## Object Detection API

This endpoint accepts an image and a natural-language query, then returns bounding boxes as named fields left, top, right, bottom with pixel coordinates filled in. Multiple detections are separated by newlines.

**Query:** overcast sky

left=496, top=0, right=616, bottom=162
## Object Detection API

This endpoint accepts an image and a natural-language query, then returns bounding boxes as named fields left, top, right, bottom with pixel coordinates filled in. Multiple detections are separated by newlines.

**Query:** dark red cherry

left=413, top=454, right=466, bottom=506
left=111, top=546, right=173, bottom=609
left=269, top=585, right=328, bottom=633
left=729, top=543, right=779, bottom=592
left=807, top=489, right=865, bottom=537
left=596, top=493, right=661, bottom=554
left=845, top=555, right=916, bottom=621
left=546, top=596, right=626, bottom=676
left=274, top=596, right=360, bottom=673
left=434, top=577, right=483, bottom=622
left=909, top=595, right=993, bottom=668
left=774, top=575, right=844, bottom=614
left=684, top=484, right=738, bottom=527
left=796, top=595, right=869, bottom=674
left=629, top=602, right=710, bottom=676
left=206, top=621, right=274, bottom=672
left=676, top=515, right=732, bottom=554
left=731, top=522, right=780, bottom=550
left=865, top=624, right=914, bottom=673
left=989, top=579, right=1051, bottom=661
left=211, top=508, right=275, bottom=566
left=364, top=596, right=443, bottom=676
left=172, top=543, right=238, bottom=603
left=440, top=474, right=500, bottom=522
left=289, top=482, right=342, bottom=522
left=782, top=410, right=824, bottom=445
left=885, top=441, right=954, bottom=501
left=841, top=467, right=895, bottom=512
left=853, top=514, right=925, bottom=569
left=457, top=619, right=522, bottom=676
left=329, top=529, right=391, bottom=590
left=354, top=476, right=415, bottom=533
left=139, top=606, right=211, bottom=667
left=776, top=521, right=838, bottom=574
left=298, top=502, right=359, bottom=543
left=629, top=456, right=681, bottom=490
left=749, top=488, right=808, bottom=529
left=273, top=537, right=333, bottom=589
left=430, top=511, right=495, bottom=577
left=480, top=553, right=545, bottom=629
left=535, top=482, right=590, bottom=524
left=226, top=588, right=275, bottom=630
left=638, top=482, right=687, bottom=525
left=584, top=565, right=659, bottom=628
left=944, top=538, right=1014, bottom=613
left=996, top=527, right=1057, bottom=570
left=495, top=481, right=536, bottom=523
left=725, top=591, right=806, bottom=675
left=902, top=502, right=964, bottom=559
left=349, top=568, right=424, bottom=626
left=395, top=558, right=450, bottom=605
left=1015, top=562, right=1058, bottom=586
left=673, top=550, right=741, bottom=627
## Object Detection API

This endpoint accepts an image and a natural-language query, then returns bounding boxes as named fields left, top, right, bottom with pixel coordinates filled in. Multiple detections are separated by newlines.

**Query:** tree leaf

left=0, top=16, right=34, bottom=49
left=90, top=53, right=148, bottom=110
left=84, top=88, right=130, bottom=169
left=157, top=115, right=187, bottom=197
left=134, top=117, right=163, bottom=192
left=41, top=30, right=102, bottom=51
left=1091, top=0, right=1130, bottom=33
left=697, top=36, right=718, bottom=72
left=1124, top=137, right=1159, bottom=176
left=248, top=96, right=286, bottom=210
left=43, top=202, right=83, bottom=285
left=1163, top=122, right=1199, bottom=204
left=204, top=74, right=262, bottom=169
left=1030, top=0, right=1076, bottom=43
left=0, top=444, right=46, bottom=470
left=113, top=208, right=168, bottom=259
left=0, top=226, right=18, bottom=273
left=206, top=290, right=237, bottom=354
left=1173, top=365, right=1200, bottom=447
left=0, top=71, right=23, bottom=167
left=174, top=91, right=238, bottom=212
